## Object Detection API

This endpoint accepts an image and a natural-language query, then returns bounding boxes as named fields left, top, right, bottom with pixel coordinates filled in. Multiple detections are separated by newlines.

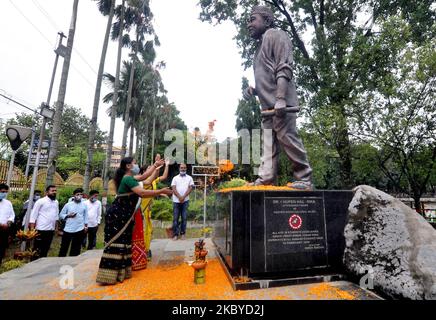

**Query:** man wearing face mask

left=58, top=188, right=88, bottom=257
left=171, top=163, right=195, bottom=241
left=0, top=183, right=15, bottom=266
left=83, top=190, right=102, bottom=250
left=30, top=185, right=59, bottom=259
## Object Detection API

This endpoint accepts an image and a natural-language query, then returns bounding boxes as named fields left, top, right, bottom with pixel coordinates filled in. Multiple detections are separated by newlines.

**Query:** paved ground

left=0, top=238, right=382, bottom=300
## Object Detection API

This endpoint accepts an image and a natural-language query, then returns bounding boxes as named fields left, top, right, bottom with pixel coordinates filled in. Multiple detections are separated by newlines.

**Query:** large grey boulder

left=344, top=185, right=436, bottom=300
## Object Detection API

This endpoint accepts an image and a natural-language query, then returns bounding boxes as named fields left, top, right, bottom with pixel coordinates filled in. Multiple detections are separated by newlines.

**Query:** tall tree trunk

left=335, top=106, right=353, bottom=189
left=142, top=121, right=149, bottom=165
left=129, top=120, right=134, bottom=156
left=135, top=126, right=140, bottom=158
left=412, top=185, right=424, bottom=216
left=46, top=0, right=79, bottom=186
left=121, top=33, right=139, bottom=158
left=83, top=0, right=115, bottom=194
left=413, top=196, right=423, bottom=216
left=103, top=0, right=125, bottom=195
left=150, top=116, right=156, bottom=164
left=336, top=129, right=353, bottom=188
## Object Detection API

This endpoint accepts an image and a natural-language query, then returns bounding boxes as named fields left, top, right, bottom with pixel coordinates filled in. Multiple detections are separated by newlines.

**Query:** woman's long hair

left=114, top=157, right=134, bottom=190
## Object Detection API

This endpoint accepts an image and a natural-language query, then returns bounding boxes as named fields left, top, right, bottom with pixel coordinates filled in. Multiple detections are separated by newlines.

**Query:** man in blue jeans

left=171, top=163, right=194, bottom=240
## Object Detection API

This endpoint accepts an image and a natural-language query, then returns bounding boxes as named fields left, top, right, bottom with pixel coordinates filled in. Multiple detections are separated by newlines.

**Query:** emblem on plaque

left=289, top=214, right=302, bottom=230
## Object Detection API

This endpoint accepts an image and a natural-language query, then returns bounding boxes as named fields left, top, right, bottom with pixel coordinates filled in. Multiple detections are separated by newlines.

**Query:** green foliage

left=187, top=198, right=204, bottom=221
left=0, top=113, right=42, bottom=166
left=235, top=77, right=261, bottom=132
left=9, top=196, right=25, bottom=217
left=1, top=106, right=107, bottom=178
left=298, top=129, right=343, bottom=189
left=151, top=198, right=173, bottom=221
left=56, top=105, right=107, bottom=178
left=103, top=59, right=186, bottom=166
left=351, top=144, right=387, bottom=189
left=0, top=259, right=25, bottom=273
left=350, top=16, right=436, bottom=206
left=218, top=178, right=247, bottom=190
left=198, top=0, right=436, bottom=189
left=56, top=187, right=77, bottom=210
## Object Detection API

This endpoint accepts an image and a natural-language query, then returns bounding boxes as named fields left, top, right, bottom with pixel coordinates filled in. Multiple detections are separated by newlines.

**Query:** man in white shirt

left=0, top=184, right=15, bottom=266
left=83, top=190, right=102, bottom=250
left=29, top=185, right=59, bottom=259
left=171, top=163, right=194, bottom=240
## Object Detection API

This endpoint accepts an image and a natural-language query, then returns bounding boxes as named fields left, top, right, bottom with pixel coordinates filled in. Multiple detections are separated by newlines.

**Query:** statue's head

left=248, top=6, right=275, bottom=39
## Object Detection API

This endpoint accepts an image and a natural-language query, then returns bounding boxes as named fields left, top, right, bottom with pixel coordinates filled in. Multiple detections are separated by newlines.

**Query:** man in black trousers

left=29, top=185, right=59, bottom=259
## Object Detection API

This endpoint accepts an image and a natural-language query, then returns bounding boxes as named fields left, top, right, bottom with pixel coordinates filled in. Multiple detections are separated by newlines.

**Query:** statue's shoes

left=287, top=181, right=313, bottom=191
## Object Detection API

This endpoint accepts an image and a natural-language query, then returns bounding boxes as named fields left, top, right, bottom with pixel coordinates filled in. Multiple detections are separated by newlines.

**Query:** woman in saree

left=131, top=155, right=170, bottom=270
left=96, top=157, right=172, bottom=285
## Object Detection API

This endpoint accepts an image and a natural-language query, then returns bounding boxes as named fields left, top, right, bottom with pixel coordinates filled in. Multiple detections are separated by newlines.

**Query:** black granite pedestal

left=211, top=190, right=353, bottom=290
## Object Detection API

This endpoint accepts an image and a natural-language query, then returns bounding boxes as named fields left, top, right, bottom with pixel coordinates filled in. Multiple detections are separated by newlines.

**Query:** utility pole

left=24, top=122, right=36, bottom=179
left=21, top=32, right=65, bottom=251
left=46, top=0, right=79, bottom=187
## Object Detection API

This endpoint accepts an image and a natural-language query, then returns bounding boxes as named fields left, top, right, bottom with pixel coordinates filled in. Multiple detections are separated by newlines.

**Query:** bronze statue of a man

left=244, top=5, right=313, bottom=190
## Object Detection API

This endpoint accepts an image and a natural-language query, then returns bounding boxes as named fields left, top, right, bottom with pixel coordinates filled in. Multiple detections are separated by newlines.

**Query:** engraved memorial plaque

left=264, top=196, right=328, bottom=270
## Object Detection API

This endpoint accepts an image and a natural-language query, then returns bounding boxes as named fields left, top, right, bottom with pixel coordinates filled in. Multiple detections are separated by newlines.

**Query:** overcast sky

left=0, top=0, right=253, bottom=146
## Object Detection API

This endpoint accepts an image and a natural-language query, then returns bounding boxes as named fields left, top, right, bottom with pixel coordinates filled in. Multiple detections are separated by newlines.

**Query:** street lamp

left=5, top=125, right=32, bottom=185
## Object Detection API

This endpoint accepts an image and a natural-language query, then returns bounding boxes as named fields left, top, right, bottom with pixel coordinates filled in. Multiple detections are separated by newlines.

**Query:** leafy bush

left=187, top=193, right=218, bottom=222
left=57, top=187, right=77, bottom=209
left=218, top=178, right=247, bottom=190
left=0, top=259, right=25, bottom=274
left=188, top=199, right=204, bottom=221
left=6, top=190, right=29, bottom=215
left=151, top=198, right=173, bottom=221
left=9, top=197, right=24, bottom=217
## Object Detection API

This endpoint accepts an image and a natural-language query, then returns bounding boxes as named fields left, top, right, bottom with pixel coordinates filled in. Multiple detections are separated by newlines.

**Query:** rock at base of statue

left=344, top=185, right=436, bottom=300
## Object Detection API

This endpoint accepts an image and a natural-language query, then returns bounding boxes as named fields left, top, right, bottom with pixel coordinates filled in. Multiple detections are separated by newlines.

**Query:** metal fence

left=0, top=160, right=29, bottom=190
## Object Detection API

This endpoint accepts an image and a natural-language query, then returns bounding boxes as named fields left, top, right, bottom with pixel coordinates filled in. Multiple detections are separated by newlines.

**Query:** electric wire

left=9, top=0, right=96, bottom=89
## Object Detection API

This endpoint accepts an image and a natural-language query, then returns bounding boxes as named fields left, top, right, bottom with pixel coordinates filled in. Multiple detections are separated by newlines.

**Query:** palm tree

left=103, top=0, right=126, bottom=196
left=120, top=0, right=156, bottom=158
left=83, top=0, right=115, bottom=194
left=103, top=57, right=163, bottom=162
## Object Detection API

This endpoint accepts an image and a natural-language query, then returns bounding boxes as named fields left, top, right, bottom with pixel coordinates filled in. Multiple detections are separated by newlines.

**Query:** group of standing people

left=29, top=186, right=102, bottom=258
left=0, top=182, right=103, bottom=266
left=1, top=154, right=192, bottom=287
